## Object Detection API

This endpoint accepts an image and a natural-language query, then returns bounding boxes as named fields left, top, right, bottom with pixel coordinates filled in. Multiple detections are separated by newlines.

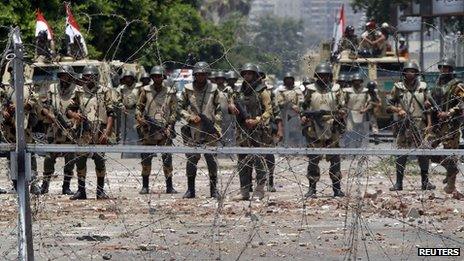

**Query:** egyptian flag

left=332, top=4, right=345, bottom=56
left=35, top=9, right=53, bottom=40
left=65, top=3, right=88, bottom=55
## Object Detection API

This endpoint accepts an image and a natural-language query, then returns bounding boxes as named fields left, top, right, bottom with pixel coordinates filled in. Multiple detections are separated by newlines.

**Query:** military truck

left=332, top=50, right=407, bottom=128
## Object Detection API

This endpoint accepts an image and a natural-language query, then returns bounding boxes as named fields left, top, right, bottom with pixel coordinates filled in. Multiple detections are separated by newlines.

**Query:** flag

left=35, top=9, right=53, bottom=40
left=332, top=4, right=345, bottom=55
left=65, top=3, right=88, bottom=55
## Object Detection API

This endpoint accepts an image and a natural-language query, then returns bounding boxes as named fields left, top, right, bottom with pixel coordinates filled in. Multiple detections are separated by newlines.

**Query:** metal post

left=439, top=16, right=444, bottom=60
left=13, top=28, right=35, bottom=261
left=420, top=21, right=424, bottom=71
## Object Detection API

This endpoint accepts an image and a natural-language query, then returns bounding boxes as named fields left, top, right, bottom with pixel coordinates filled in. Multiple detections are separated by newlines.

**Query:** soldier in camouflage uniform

left=66, top=65, right=115, bottom=200
left=216, top=70, right=235, bottom=146
left=139, top=72, right=151, bottom=87
left=0, top=64, right=43, bottom=194
left=136, top=65, right=178, bottom=194
left=39, top=65, right=77, bottom=195
left=180, top=61, right=222, bottom=199
left=425, top=58, right=463, bottom=197
left=300, top=62, right=345, bottom=198
left=115, top=70, right=139, bottom=150
left=229, top=63, right=273, bottom=200
left=340, top=73, right=371, bottom=148
left=387, top=61, right=435, bottom=191
left=339, top=25, right=359, bottom=53
left=226, top=70, right=239, bottom=91
left=337, top=73, right=351, bottom=89
left=261, top=67, right=282, bottom=192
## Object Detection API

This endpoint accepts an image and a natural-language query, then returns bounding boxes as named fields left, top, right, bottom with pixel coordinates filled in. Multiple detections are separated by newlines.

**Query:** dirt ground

left=0, top=147, right=463, bottom=260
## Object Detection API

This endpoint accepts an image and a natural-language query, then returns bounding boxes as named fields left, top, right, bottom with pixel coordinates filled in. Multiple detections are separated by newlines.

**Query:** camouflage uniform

left=216, top=71, right=236, bottom=146
left=136, top=66, right=177, bottom=194
left=300, top=62, right=345, bottom=198
left=388, top=62, right=434, bottom=191
left=340, top=73, right=370, bottom=148
left=40, top=66, right=77, bottom=195
left=180, top=61, right=222, bottom=199
left=0, top=78, right=42, bottom=194
left=233, top=63, right=273, bottom=200
left=276, top=72, right=302, bottom=147
left=425, top=58, right=463, bottom=195
left=67, top=65, right=115, bottom=200
left=115, top=71, right=140, bottom=157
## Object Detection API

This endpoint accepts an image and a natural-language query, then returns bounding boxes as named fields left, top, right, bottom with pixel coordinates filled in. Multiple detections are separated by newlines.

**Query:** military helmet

left=283, top=72, right=294, bottom=80
left=402, top=61, right=420, bottom=73
left=209, top=70, right=218, bottom=79
left=337, top=73, right=349, bottom=82
left=57, top=65, right=75, bottom=76
left=240, top=63, right=259, bottom=76
left=345, top=25, right=355, bottom=34
left=215, top=70, right=226, bottom=79
left=226, top=70, right=239, bottom=80
left=399, top=37, right=406, bottom=42
left=256, top=66, right=266, bottom=79
left=438, top=58, right=456, bottom=69
left=302, top=76, right=311, bottom=85
left=121, top=70, right=136, bottom=79
left=366, top=81, right=377, bottom=90
left=82, top=65, right=99, bottom=75
left=150, top=65, right=165, bottom=76
left=192, top=61, right=211, bottom=75
left=139, top=72, right=150, bottom=80
left=314, top=62, right=332, bottom=76
left=350, top=72, right=364, bottom=82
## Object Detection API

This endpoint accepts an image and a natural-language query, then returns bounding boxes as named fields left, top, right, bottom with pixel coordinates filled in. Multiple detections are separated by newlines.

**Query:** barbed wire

left=0, top=14, right=463, bottom=261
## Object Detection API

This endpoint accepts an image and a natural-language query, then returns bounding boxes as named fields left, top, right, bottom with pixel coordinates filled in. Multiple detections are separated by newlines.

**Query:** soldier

left=300, top=62, right=345, bottom=198
left=229, top=63, right=273, bottom=200
left=179, top=61, right=221, bottom=199
left=261, top=68, right=283, bottom=192
left=66, top=65, right=115, bottom=200
left=365, top=81, right=381, bottom=144
left=277, top=72, right=302, bottom=148
left=40, top=65, right=77, bottom=195
left=387, top=61, right=435, bottom=191
left=337, top=73, right=351, bottom=89
left=359, top=21, right=386, bottom=57
left=340, top=73, right=371, bottom=148
left=139, top=72, right=151, bottom=87
left=136, top=65, right=178, bottom=194
left=0, top=64, right=43, bottom=194
left=339, top=25, right=359, bottom=53
left=226, top=70, right=239, bottom=91
left=115, top=70, right=139, bottom=152
left=209, top=70, right=218, bottom=84
left=425, top=58, right=463, bottom=197
left=216, top=71, right=235, bottom=146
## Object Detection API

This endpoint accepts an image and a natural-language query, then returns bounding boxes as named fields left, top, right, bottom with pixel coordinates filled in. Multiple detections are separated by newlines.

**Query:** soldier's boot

left=96, top=177, right=109, bottom=200
left=373, top=134, right=380, bottom=145
left=209, top=177, right=219, bottom=199
left=62, top=173, right=73, bottom=195
left=332, top=181, right=345, bottom=197
left=254, top=183, right=265, bottom=200
left=182, top=176, right=196, bottom=199
left=40, top=175, right=51, bottom=194
left=267, top=175, right=276, bottom=192
left=139, top=176, right=149, bottom=195
left=389, top=172, right=404, bottom=191
left=165, top=177, right=178, bottom=194
left=70, top=178, right=87, bottom=200
left=304, top=181, right=317, bottom=199
left=232, top=187, right=250, bottom=201
left=30, top=180, right=41, bottom=195
left=420, top=172, right=435, bottom=190
left=444, top=173, right=457, bottom=194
